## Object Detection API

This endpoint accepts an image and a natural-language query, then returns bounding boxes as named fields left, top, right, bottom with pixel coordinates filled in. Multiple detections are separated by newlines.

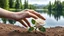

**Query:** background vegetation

left=44, top=0, right=64, bottom=21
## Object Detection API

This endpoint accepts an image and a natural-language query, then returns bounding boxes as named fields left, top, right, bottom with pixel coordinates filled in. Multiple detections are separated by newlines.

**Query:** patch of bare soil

left=0, top=23, right=64, bottom=36
left=0, top=23, right=45, bottom=36
left=46, top=27, right=64, bottom=36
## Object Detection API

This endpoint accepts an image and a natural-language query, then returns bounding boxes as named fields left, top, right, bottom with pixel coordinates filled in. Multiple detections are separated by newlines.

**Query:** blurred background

left=0, top=0, right=64, bottom=28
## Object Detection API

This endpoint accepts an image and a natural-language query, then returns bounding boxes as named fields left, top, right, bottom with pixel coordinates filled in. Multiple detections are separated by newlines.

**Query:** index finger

left=28, top=10, right=46, bottom=20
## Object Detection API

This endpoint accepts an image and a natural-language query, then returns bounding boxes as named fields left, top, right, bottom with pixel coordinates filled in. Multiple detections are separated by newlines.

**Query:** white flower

left=35, top=24, right=43, bottom=28
left=35, top=18, right=45, bottom=25
left=33, top=18, right=45, bottom=28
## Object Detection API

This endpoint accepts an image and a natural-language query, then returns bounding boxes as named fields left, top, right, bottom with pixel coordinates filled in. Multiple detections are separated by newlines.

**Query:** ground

left=0, top=23, right=45, bottom=36
left=0, top=23, right=64, bottom=36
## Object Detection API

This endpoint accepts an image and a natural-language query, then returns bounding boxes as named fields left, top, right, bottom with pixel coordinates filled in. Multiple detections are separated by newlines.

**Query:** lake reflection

left=41, top=10, right=64, bottom=28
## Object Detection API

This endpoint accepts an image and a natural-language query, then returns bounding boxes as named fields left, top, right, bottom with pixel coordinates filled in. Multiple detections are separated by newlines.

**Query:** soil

left=46, top=27, right=64, bottom=36
left=0, top=23, right=64, bottom=36
left=0, top=23, right=45, bottom=36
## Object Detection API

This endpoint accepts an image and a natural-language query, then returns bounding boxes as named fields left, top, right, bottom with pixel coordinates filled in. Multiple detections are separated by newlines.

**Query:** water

left=41, top=13, right=64, bottom=28
left=0, top=10, right=64, bottom=28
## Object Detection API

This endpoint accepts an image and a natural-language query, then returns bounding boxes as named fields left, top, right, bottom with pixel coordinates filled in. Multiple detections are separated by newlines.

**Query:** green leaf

left=28, top=27, right=34, bottom=32
left=39, top=27, right=46, bottom=32
left=31, top=19, right=36, bottom=24
left=8, top=19, right=16, bottom=24
left=2, top=18, right=7, bottom=24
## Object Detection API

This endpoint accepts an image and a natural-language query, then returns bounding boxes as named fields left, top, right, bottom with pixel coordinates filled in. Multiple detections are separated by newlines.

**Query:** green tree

left=52, top=0, right=62, bottom=11
left=15, top=0, right=20, bottom=9
left=62, top=1, right=64, bottom=10
left=28, top=4, right=36, bottom=10
left=9, top=0, right=14, bottom=8
left=24, top=0, right=28, bottom=9
left=20, top=0, right=23, bottom=9
left=15, top=0, right=20, bottom=11
left=48, top=1, right=52, bottom=10
left=0, top=0, right=9, bottom=9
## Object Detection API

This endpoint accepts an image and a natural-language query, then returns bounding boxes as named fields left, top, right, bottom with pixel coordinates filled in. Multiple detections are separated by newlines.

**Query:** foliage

left=20, top=0, right=23, bottom=9
left=31, top=19, right=36, bottom=24
left=48, top=1, right=52, bottom=10
left=9, top=0, right=14, bottom=8
left=0, top=0, right=9, bottom=9
left=47, top=0, right=63, bottom=11
left=43, top=0, right=64, bottom=21
left=28, top=19, right=46, bottom=32
left=15, top=0, right=20, bottom=9
left=1, top=18, right=7, bottom=24
left=28, top=27, right=34, bottom=32
left=39, top=27, right=46, bottom=32
left=28, top=4, right=36, bottom=10
left=24, top=0, right=28, bottom=9
left=8, top=19, right=16, bottom=24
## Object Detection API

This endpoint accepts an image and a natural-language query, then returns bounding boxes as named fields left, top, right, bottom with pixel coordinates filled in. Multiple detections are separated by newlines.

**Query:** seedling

left=28, top=18, right=46, bottom=32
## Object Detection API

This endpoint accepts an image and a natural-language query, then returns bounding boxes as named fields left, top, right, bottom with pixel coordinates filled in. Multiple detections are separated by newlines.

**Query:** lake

left=0, top=10, right=64, bottom=28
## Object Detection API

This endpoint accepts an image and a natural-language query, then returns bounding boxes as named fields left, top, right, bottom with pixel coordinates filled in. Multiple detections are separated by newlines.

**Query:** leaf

left=2, top=18, right=7, bottom=24
left=39, top=27, right=46, bottom=32
left=8, top=19, right=16, bottom=24
left=28, top=27, right=34, bottom=32
left=31, top=19, right=36, bottom=24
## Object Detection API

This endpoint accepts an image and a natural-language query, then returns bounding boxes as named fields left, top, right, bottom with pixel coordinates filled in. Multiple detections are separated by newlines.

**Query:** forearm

left=0, top=8, right=14, bottom=19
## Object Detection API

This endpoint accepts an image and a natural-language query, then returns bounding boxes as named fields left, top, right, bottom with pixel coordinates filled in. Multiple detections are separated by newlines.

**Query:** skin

left=0, top=8, right=46, bottom=27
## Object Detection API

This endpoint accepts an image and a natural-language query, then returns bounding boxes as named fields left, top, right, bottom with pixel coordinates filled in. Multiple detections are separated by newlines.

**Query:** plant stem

left=35, top=27, right=37, bottom=33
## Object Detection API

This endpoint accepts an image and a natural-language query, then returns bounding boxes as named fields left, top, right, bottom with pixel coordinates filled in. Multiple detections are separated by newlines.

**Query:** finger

left=28, top=10, right=46, bottom=20
left=19, top=20, right=28, bottom=27
left=23, top=18, right=31, bottom=27
left=28, top=12, right=38, bottom=19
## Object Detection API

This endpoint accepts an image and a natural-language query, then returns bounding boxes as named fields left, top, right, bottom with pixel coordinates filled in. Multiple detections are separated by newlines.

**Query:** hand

left=11, top=9, right=46, bottom=27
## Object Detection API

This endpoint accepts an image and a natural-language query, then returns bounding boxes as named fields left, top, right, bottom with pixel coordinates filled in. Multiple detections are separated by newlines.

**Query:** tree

left=24, top=0, right=28, bottom=9
left=15, top=0, right=20, bottom=11
left=28, top=4, right=36, bottom=10
left=62, top=1, right=64, bottom=10
left=9, top=0, right=14, bottom=8
left=20, top=0, right=23, bottom=9
left=48, top=1, right=52, bottom=10
left=15, top=0, right=20, bottom=9
left=0, top=0, right=4, bottom=8
left=0, top=0, right=9, bottom=9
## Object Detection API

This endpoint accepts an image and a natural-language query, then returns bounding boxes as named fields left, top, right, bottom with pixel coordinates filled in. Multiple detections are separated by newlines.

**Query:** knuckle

left=26, top=12, right=30, bottom=16
left=24, top=9, right=29, bottom=11
left=29, top=10, right=34, bottom=12
left=37, top=13, right=40, bottom=15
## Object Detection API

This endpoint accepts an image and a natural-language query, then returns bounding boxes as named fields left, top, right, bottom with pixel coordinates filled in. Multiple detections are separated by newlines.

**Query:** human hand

left=11, top=9, right=46, bottom=27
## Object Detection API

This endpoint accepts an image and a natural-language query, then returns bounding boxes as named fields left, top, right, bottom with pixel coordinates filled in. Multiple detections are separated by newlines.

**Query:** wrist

left=8, top=12, right=16, bottom=20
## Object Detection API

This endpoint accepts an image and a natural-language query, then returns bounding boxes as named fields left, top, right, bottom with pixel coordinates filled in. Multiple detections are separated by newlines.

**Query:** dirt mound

left=0, top=23, right=45, bottom=36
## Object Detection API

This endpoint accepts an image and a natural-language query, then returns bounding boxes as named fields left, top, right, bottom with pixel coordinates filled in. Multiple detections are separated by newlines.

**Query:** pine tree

left=15, top=0, right=20, bottom=9
left=48, top=1, right=52, bottom=10
left=20, top=0, right=23, bottom=9
left=24, top=0, right=28, bottom=9
left=0, top=0, right=9, bottom=9
left=9, top=0, right=14, bottom=8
